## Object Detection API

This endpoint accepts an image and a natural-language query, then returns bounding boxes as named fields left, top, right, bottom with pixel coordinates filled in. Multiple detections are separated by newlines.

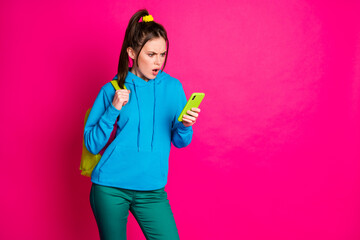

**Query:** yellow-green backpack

left=80, top=80, right=126, bottom=177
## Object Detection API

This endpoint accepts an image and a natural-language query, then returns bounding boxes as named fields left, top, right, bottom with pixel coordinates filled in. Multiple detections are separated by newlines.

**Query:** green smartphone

left=178, top=93, right=205, bottom=122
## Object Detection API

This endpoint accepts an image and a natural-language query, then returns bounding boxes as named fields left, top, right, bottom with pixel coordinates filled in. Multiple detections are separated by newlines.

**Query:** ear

left=127, top=47, right=136, bottom=60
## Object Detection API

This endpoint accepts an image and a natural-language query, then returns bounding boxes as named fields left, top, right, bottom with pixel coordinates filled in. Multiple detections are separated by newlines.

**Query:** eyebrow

left=147, top=51, right=167, bottom=54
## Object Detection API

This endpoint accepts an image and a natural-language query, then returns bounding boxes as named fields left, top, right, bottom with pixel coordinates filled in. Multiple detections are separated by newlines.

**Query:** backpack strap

left=110, top=80, right=127, bottom=90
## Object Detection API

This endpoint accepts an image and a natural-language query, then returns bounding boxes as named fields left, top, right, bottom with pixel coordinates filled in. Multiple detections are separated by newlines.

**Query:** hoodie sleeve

left=84, top=86, right=121, bottom=154
left=171, top=81, right=193, bottom=148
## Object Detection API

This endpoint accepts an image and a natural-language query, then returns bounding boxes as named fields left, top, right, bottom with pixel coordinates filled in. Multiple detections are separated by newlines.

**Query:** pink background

left=1, top=0, right=359, bottom=239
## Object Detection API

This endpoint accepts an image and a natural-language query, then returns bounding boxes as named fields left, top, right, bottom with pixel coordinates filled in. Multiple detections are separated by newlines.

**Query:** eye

left=160, top=53, right=166, bottom=57
left=148, top=54, right=154, bottom=57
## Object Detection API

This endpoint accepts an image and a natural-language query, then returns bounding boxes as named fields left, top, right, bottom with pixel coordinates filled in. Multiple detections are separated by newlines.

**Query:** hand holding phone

left=178, top=93, right=205, bottom=122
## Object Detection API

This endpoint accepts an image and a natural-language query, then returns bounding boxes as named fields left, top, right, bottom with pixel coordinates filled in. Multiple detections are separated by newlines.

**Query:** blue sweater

left=84, top=70, right=193, bottom=190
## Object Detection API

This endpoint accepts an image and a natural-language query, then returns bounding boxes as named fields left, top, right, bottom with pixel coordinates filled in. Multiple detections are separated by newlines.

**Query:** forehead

left=143, top=37, right=166, bottom=51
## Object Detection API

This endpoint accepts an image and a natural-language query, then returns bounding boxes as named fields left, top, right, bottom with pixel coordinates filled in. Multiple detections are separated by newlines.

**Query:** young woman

left=84, top=9, right=201, bottom=240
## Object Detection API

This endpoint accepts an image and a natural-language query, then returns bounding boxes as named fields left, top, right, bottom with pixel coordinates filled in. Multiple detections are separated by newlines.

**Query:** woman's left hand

left=182, top=108, right=201, bottom=127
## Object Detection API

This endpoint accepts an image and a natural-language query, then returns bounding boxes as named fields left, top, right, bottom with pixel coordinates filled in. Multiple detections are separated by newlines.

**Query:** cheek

left=139, top=56, right=151, bottom=67
left=137, top=57, right=145, bottom=68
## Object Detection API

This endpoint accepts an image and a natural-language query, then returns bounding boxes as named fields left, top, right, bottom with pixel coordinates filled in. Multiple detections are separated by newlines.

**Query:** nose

left=155, top=55, right=161, bottom=66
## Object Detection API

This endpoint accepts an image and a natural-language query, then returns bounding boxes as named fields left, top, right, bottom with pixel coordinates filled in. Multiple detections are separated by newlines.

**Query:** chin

left=146, top=74, right=155, bottom=80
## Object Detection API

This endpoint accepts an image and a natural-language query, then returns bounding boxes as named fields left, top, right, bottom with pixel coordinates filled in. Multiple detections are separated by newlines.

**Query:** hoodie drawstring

left=151, top=82, right=156, bottom=152
left=132, top=80, right=141, bottom=152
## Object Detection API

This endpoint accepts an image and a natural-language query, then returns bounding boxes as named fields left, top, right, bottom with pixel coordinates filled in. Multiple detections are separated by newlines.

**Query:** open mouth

left=152, top=69, right=159, bottom=74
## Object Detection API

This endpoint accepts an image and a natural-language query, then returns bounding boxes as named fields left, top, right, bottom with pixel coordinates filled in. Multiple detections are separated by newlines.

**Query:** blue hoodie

left=84, top=69, right=193, bottom=190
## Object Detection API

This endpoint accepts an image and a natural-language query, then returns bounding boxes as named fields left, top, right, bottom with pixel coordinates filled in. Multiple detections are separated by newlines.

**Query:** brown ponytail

left=117, top=9, right=169, bottom=88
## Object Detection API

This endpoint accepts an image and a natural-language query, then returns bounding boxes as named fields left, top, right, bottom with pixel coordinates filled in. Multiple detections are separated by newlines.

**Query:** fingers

left=186, top=108, right=201, bottom=117
left=113, top=90, right=130, bottom=109
left=182, top=107, right=201, bottom=127
left=115, top=89, right=130, bottom=101
left=191, top=108, right=201, bottom=113
left=183, top=114, right=196, bottom=122
left=115, top=89, right=130, bottom=96
left=182, top=116, right=193, bottom=123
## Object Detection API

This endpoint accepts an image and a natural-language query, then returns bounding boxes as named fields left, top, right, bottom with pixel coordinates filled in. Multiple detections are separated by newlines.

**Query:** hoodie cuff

left=177, top=121, right=192, bottom=133
left=102, top=103, right=121, bottom=124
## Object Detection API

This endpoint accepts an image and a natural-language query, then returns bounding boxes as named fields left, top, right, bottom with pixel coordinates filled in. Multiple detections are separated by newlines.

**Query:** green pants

left=90, top=183, right=180, bottom=240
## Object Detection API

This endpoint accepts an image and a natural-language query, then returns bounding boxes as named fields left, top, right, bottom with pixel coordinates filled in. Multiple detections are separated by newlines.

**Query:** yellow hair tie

left=142, top=15, right=154, bottom=22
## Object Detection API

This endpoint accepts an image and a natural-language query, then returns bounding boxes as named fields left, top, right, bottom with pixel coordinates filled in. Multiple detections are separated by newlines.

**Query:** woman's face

left=129, top=37, right=167, bottom=81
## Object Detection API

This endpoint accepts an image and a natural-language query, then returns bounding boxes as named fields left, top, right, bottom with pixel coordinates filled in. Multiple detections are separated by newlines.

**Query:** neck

left=130, top=67, right=149, bottom=82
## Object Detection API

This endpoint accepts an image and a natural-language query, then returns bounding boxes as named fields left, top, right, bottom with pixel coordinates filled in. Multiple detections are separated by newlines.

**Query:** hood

left=112, top=69, right=167, bottom=152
